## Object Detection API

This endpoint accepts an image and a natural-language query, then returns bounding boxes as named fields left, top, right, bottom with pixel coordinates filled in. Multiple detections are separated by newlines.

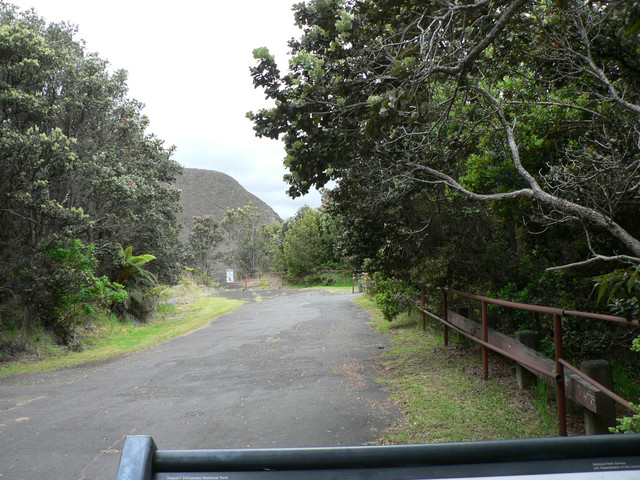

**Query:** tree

left=280, top=206, right=343, bottom=280
left=249, top=0, right=640, bottom=275
left=221, top=203, right=271, bottom=275
left=187, top=216, right=223, bottom=273
left=248, top=0, right=640, bottom=422
left=56, top=54, right=183, bottom=284
left=0, top=4, right=183, bottom=338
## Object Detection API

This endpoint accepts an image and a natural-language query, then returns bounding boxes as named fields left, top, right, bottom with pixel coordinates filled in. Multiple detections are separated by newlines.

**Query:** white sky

left=9, top=0, right=322, bottom=219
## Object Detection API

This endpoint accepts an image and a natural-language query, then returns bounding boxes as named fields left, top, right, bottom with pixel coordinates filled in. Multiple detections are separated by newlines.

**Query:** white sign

left=226, top=269, right=234, bottom=283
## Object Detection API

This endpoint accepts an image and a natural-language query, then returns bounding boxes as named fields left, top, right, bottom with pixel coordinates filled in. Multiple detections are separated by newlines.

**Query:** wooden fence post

left=443, top=290, right=449, bottom=347
left=581, top=360, right=616, bottom=435
left=515, top=330, right=537, bottom=389
left=482, top=301, right=488, bottom=380
left=553, top=314, right=567, bottom=436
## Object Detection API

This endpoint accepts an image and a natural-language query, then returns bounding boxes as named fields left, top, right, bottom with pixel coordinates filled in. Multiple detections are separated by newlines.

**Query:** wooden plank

left=446, top=311, right=601, bottom=413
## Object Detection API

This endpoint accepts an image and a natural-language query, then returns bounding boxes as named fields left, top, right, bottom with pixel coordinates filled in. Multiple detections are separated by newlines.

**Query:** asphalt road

left=0, top=289, right=401, bottom=479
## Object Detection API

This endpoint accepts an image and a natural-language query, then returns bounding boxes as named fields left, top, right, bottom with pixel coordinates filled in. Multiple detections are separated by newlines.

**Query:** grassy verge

left=0, top=285, right=243, bottom=378
left=308, top=285, right=358, bottom=294
left=282, top=282, right=358, bottom=294
left=354, top=295, right=557, bottom=444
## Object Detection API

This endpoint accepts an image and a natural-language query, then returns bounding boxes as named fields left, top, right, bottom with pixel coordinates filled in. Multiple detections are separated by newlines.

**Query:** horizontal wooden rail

left=413, top=285, right=640, bottom=436
left=559, top=359, right=637, bottom=413
left=421, top=307, right=605, bottom=412
left=447, top=289, right=638, bottom=326
left=419, top=306, right=559, bottom=380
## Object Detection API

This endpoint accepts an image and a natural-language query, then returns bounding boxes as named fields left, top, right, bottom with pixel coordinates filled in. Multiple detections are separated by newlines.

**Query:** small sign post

left=226, top=269, right=234, bottom=284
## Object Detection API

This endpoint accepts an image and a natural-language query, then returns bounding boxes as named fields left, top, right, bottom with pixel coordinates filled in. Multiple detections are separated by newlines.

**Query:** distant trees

left=0, top=5, right=182, bottom=341
left=218, top=203, right=347, bottom=283
left=273, top=205, right=347, bottom=283
left=280, top=207, right=327, bottom=278
left=221, top=203, right=272, bottom=275
left=187, top=216, right=223, bottom=273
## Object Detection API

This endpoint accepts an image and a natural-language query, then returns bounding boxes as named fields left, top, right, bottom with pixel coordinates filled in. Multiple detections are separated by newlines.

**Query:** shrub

left=610, top=404, right=640, bottom=434
left=38, top=240, right=127, bottom=342
left=594, top=266, right=640, bottom=434
left=374, top=278, right=419, bottom=322
left=112, top=246, right=158, bottom=322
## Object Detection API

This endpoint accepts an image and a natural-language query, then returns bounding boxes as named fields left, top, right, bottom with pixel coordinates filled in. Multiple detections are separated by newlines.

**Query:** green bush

left=374, top=278, right=419, bottom=322
left=111, top=246, right=158, bottom=323
left=610, top=322, right=640, bottom=434
left=610, top=404, right=640, bottom=434
left=594, top=266, right=640, bottom=434
left=594, top=266, right=640, bottom=320
left=38, top=240, right=127, bottom=342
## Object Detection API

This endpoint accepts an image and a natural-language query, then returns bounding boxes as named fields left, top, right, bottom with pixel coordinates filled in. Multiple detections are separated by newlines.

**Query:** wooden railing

left=413, top=286, right=639, bottom=436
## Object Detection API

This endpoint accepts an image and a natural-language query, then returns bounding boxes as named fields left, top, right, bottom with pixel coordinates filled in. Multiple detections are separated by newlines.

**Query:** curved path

left=0, top=289, right=400, bottom=479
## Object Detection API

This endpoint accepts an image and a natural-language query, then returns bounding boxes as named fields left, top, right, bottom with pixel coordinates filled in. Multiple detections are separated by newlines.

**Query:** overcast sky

left=10, top=0, right=322, bottom=219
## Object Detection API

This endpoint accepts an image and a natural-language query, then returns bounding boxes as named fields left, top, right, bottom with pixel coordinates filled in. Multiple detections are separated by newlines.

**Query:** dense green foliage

left=220, top=203, right=348, bottom=282
left=610, top=402, right=640, bottom=434
left=221, top=203, right=273, bottom=275
left=0, top=4, right=183, bottom=342
left=38, top=240, right=127, bottom=342
left=273, top=205, right=346, bottom=282
left=594, top=265, right=640, bottom=320
left=249, top=0, right=640, bottom=337
left=371, top=277, right=419, bottom=322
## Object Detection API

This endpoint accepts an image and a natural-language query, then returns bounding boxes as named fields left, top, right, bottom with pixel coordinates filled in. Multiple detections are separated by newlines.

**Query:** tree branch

left=429, top=0, right=530, bottom=75
left=403, top=163, right=535, bottom=202
left=472, top=85, right=640, bottom=257
left=546, top=254, right=640, bottom=272
left=570, top=9, right=640, bottom=116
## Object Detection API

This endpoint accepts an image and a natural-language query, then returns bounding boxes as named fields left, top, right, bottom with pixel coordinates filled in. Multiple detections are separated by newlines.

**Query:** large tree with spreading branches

left=249, top=0, right=640, bottom=280
left=0, top=4, right=182, bottom=339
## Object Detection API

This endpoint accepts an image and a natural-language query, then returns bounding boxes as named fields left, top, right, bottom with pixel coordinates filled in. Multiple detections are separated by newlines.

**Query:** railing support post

left=515, top=331, right=537, bottom=389
left=581, top=360, right=616, bottom=435
left=553, top=313, right=567, bottom=436
left=443, top=290, right=449, bottom=346
left=421, top=284, right=426, bottom=331
left=482, top=300, right=488, bottom=381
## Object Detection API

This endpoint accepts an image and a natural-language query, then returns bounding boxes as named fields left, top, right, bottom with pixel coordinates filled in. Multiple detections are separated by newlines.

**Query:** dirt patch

left=333, top=360, right=368, bottom=389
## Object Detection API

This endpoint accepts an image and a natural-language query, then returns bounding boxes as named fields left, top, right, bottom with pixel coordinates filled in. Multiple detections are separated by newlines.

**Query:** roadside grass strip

left=0, top=293, right=243, bottom=378
left=354, top=295, right=557, bottom=444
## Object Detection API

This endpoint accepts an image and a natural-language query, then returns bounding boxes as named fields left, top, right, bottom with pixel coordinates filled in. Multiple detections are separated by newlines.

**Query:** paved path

left=0, top=289, right=400, bottom=479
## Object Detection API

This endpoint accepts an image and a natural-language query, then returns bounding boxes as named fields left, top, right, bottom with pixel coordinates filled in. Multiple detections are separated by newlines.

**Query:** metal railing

left=117, top=434, right=640, bottom=479
left=414, top=286, right=639, bottom=436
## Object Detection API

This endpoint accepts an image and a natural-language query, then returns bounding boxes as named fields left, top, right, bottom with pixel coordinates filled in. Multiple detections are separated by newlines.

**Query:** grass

left=0, top=286, right=243, bottom=378
left=326, top=277, right=358, bottom=288
left=308, top=285, right=358, bottom=294
left=284, top=282, right=358, bottom=294
left=354, top=295, right=558, bottom=444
